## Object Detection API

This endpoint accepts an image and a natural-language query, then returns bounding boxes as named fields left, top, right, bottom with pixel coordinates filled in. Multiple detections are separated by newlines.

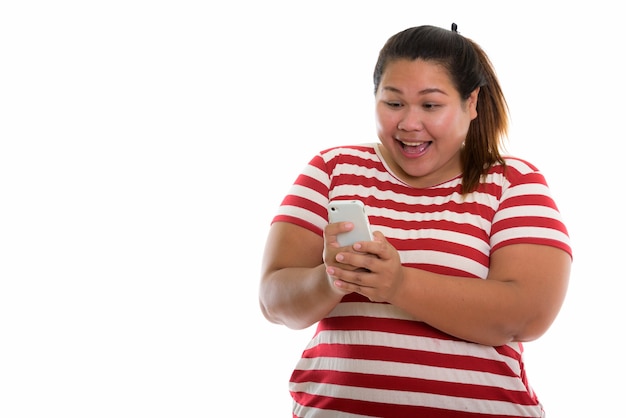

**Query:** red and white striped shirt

left=272, top=144, right=572, bottom=418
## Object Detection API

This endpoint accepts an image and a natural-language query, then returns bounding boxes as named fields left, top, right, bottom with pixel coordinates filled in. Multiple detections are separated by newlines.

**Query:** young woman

left=259, top=24, right=572, bottom=417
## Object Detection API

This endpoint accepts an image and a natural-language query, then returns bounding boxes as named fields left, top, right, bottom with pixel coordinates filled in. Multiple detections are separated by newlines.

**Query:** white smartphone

left=328, top=200, right=373, bottom=246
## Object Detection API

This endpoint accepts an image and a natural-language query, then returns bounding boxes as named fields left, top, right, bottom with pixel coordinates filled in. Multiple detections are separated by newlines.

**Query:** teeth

left=401, top=141, right=424, bottom=146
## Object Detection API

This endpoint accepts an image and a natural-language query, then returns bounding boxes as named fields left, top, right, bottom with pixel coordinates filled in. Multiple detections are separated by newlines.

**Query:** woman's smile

left=396, top=138, right=432, bottom=157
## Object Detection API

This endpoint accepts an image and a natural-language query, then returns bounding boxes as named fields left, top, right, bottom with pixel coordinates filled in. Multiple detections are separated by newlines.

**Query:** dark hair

left=373, top=25, right=508, bottom=194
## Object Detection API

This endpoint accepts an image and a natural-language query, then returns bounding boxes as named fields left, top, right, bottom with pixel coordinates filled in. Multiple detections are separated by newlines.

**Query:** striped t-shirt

left=272, top=144, right=572, bottom=418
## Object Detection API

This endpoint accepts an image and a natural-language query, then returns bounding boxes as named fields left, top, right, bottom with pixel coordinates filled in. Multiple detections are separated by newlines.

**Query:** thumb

left=371, top=230, right=387, bottom=243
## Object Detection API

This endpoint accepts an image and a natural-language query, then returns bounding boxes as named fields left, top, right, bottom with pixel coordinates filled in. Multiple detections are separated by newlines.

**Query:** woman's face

left=375, top=58, right=479, bottom=188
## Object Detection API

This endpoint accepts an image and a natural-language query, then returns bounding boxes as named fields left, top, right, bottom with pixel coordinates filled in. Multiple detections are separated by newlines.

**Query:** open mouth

left=398, top=140, right=431, bottom=155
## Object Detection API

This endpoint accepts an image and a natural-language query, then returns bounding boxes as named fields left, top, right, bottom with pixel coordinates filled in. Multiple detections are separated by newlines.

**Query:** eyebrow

left=382, top=86, right=448, bottom=96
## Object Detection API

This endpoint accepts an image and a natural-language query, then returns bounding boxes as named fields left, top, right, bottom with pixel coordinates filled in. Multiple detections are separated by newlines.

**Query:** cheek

left=431, top=112, right=468, bottom=136
left=374, top=111, right=384, bottom=136
left=375, top=108, right=397, bottom=134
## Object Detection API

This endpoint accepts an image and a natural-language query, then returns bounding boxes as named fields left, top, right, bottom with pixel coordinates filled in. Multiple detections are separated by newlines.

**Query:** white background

left=1, top=1, right=623, bottom=416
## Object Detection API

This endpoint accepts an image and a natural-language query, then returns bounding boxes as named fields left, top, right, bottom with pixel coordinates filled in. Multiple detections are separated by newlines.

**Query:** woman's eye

left=423, top=103, right=440, bottom=110
left=385, top=101, right=402, bottom=108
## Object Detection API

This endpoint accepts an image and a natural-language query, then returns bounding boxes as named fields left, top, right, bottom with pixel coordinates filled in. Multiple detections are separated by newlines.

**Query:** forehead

left=379, top=58, right=455, bottom=93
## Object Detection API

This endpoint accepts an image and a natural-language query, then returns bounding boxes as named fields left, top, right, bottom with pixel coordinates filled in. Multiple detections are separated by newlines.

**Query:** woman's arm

left=330, top=234, right=571, bottom=346
left=398, top=244, right=570, bottom=345
left=259, top=222, right=346, bottom=330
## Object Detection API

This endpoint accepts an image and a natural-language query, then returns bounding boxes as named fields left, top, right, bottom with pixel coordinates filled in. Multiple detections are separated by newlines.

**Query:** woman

left=259, top=24, right=572, bottom=417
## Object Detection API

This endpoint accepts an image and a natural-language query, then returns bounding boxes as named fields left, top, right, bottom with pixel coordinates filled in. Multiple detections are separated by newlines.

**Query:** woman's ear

left=468, top=87, right=480, bottom=120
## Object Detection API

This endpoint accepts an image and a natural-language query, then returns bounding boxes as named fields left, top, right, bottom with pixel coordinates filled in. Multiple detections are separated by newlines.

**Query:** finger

left=352, top=232, right=391, bottom=259
left=328, top=265, right=372, bottom=287
left=325, top=222, right=356, bottom=248
left=337, top=249, right=379, bottom=270
left=333, top=277, right=381, bottom=303
left=326, top=221, right=355, bottom=235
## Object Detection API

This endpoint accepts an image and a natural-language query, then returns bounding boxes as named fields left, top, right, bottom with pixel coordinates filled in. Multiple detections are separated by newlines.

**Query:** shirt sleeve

left=271, top=153, right=331, bottom=237
left=490, top=158, right=572, bottom=258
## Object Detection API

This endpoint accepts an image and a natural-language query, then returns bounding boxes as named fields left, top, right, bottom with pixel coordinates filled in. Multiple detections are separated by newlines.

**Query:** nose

left=397, top=107, right=424, bottom=131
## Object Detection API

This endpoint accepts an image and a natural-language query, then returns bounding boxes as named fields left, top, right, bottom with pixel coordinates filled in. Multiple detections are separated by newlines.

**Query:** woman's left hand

left=327, top=231, right=404, bottom=302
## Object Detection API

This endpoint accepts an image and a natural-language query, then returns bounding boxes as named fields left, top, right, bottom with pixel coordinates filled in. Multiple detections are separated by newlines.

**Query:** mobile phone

left=328, top=200, right=373, bottom=246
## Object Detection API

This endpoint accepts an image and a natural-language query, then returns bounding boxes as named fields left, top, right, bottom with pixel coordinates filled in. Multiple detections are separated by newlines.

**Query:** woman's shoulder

left=485, top=156, right=542, bottom=177
left=319, top=143, right=378, bottom=157
left=501, top=156, right=541, bottom=174
left=316, top=143, right=381, bottom=168
left=486, top=156, right=549, bottom=189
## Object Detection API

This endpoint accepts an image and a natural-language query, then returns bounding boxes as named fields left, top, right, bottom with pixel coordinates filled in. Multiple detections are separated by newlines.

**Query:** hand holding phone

left=328, top=200, right=373, bottom=247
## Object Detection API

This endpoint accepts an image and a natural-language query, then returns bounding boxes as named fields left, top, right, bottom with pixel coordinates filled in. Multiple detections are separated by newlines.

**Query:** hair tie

left=451, top=23, right=458, bottom=33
